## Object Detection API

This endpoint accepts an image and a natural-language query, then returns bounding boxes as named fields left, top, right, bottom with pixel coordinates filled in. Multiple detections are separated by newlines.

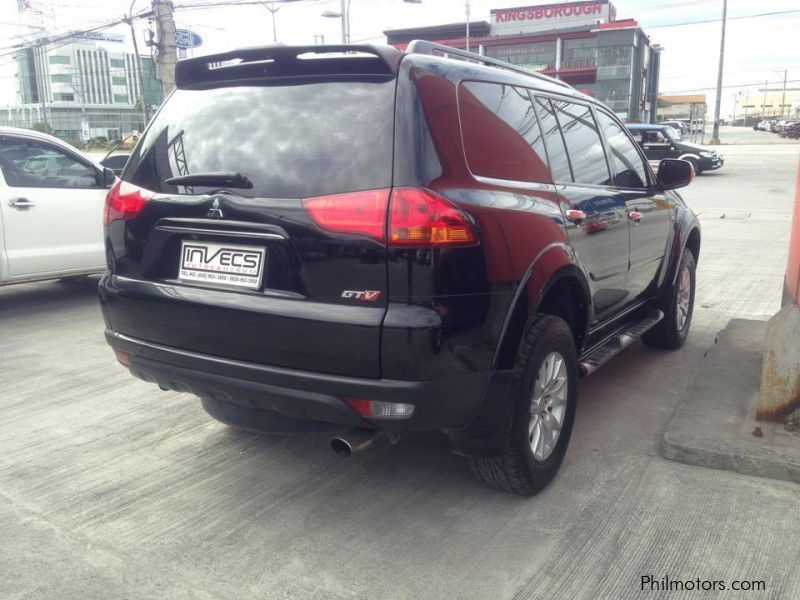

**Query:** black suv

left=627, top=123, right=724, bottom=175
left=100, top=42, right=700, bottom=495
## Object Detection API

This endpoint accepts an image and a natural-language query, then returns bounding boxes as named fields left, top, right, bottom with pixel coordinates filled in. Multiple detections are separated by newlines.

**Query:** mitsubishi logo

left=207, top=197, right=224, bottom=219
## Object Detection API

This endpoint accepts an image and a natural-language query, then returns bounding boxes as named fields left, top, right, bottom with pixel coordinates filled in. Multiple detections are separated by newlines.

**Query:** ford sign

left=175, top=29, right=203, bottom=49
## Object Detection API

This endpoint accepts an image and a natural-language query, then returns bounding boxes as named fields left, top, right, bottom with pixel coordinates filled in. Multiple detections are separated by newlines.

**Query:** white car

left=0, top=127, right=115, bottom=286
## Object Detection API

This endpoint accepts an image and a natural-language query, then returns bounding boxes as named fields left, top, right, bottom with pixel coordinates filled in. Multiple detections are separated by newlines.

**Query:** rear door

left=0, top=135, right=106, bottom=277
left=108, top=76, right=397, bottom=378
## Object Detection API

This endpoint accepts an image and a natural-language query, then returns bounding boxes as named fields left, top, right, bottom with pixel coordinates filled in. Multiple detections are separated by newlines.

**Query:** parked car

left=777, top=121, right=797, bottom=137
left=626, top=123, right=723, bottom=174
left=100, top=42, right=701, bottom=495
left=100, top=153, right=131, bottom=176
left=661, top=120, right=687, bottom=136
left=785, top=122, right=800, bottom=139
left=0, top=126, right=116, bottom=286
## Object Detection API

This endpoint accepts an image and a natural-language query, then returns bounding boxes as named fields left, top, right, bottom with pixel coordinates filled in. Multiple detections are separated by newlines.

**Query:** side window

left=595, top=110, right=649, bottom=189
left=532, top=96, right=572, bottom=183
left=552, top=101, right=612, bottom=186
left=458, top=81, right=549, bottom=183
left=0, top=138, right=100, bottom=189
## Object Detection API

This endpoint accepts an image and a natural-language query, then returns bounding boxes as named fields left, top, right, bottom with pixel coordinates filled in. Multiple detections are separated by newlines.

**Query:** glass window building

left=385, top=0, right=662, bottom=123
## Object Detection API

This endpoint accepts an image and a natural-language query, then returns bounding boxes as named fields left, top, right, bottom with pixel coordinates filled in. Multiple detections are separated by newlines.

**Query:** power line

left=646, top=7, right=800, bottom=29
left=661, top=79, right=800, bottom=94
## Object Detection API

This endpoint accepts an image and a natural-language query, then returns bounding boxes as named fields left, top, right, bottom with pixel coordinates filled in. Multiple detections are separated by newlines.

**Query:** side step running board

left=579, top=309, right=664, bottom=377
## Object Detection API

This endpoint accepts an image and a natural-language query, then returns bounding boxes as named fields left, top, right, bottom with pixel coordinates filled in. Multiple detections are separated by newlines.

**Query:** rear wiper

left=164, top=172, right=253, bottom=189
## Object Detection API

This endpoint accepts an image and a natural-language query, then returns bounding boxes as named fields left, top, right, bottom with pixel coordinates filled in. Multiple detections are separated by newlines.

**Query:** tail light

left=389, top=187, right=477, bottom=246
left=303, top=187, right=477, bottom=247
left=104, top=180, right=155, bottom=226
left=303, top=189, right=390, bottom=242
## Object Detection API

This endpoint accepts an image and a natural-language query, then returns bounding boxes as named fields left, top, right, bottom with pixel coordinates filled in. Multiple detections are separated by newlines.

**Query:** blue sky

left=1, top=0, right=798, bottom=118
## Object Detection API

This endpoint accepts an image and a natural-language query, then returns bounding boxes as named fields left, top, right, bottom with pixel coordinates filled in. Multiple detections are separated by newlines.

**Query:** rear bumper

left=106, top=330, right=489, bottom=432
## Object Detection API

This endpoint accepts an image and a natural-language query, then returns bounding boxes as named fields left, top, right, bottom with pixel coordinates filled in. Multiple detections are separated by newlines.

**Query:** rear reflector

left=303, top=189, right=390, bottom=243
left=113, top=349, right=130, bottom=366
left=389, top=187, right=477, bottom=246
left=303, top=187, right=477, bottom=247
left=344, top=398, right=415, bottom=419
left=104, top=180, right=155, bottom=225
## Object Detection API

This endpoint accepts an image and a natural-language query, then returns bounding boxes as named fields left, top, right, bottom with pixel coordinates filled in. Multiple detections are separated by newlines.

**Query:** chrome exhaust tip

left=330, top=428, right=383, bottom=457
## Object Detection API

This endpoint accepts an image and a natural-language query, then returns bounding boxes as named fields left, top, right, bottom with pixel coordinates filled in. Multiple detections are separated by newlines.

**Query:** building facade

left=4, top=36, right=163, bottom=142
left=657, top=94, right=707, bottom=122
left=736, top=88, right=800, bottom=123
left=385, top=0, right=662, bottom=123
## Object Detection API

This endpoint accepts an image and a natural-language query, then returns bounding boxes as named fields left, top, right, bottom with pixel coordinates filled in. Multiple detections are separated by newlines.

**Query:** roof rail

left=405, top=39, right=573, bottom=90
left=175, top=44, right=404, bottom=89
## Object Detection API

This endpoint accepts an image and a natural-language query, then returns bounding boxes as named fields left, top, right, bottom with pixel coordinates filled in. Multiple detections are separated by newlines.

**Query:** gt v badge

left=341, top=290, right=381, bottom=302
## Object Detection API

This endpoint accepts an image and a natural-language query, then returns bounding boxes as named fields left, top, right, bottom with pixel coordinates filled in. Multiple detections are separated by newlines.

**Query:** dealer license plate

left=179, top=241, right=266, bottom=290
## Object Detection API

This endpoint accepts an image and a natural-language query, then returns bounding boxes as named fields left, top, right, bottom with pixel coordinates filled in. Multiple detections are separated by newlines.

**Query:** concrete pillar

left=757, top=162, right=800, bottom=420
left=555, top=37, right=561, bottom=73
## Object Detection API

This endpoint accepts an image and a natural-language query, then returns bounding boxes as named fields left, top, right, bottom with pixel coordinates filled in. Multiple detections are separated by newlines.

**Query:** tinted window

left=552, top=101, right=611, bottom=186
left=459, top=81, right=548, bottom=182
left=532, top=97, right=572, bottom=183
left=126, top=81, right=395, bottom=198
left=595, top=111, right=648, bottom=189
left=0, top=139, right=100, bottom=189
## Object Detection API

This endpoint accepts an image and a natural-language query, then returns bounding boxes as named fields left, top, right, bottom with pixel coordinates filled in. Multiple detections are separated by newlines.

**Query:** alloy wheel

left=528, top=352, right=568, bottom=461
left=676, top=264, right=691, bottom=331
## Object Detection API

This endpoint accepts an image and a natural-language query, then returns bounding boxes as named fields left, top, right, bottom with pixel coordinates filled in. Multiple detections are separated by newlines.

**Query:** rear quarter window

left=126, top=80, right=396, bottom=199
left=458, top=81, right=549, bottom=183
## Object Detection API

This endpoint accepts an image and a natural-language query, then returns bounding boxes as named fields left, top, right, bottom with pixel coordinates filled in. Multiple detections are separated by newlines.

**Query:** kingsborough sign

left=491, top=1, right=614, bottom=34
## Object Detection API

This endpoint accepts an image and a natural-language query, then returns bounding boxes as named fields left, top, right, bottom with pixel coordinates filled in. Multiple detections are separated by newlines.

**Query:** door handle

left=8, top=197, right=35, bottom=211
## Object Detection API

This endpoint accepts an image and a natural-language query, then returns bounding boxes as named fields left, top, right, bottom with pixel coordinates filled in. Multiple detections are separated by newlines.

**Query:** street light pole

left=780, top=69, right=787, bottom=119
left=710, top=0, right=727, bottom=144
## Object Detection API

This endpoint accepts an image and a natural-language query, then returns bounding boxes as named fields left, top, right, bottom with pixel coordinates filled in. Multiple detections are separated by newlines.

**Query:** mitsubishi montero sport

left=100, top=42, right=700, bottom=495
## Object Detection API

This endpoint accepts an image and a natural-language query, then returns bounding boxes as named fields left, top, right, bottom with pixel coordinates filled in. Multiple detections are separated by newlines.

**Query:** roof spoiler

left=175, top=44, right=404, bottom=89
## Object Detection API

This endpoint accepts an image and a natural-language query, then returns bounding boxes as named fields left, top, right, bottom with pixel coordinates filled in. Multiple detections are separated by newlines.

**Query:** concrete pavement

left=1, top=136, right=799, bottom=599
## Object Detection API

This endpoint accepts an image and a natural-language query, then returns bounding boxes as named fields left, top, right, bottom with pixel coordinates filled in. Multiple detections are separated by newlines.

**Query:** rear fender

left=447, top=244, right=591, bottom=457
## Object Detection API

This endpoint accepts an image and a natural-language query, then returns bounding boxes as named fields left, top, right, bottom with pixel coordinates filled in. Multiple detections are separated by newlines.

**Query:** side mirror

left=657, top=158, right=694, bottom=190
left=102, top=167, right=117, bottom=188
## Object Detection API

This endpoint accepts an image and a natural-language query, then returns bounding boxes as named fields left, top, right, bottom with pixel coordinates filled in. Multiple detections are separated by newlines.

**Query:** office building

left=385, top=0, right=662, bottom=122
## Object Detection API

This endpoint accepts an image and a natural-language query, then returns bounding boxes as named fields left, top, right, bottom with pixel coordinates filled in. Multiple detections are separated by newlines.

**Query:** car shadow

left=0, top=276, right=101, bottom=321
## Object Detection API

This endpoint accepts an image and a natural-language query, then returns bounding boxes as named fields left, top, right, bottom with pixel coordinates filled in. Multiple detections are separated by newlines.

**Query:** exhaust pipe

left=330, top=428, right=384, bottom=457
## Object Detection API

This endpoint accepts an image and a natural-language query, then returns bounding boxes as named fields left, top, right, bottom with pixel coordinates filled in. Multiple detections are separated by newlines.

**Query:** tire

left=470, top=315, right=579, bottom=496
left=643, top=249, right=696, bottom=350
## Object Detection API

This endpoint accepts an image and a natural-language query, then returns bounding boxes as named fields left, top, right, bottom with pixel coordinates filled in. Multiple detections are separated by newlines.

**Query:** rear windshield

left=126, top=80, right=395, bottom=198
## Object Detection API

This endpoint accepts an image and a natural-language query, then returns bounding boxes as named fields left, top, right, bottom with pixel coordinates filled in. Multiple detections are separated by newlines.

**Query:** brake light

left=389, top=187, right=477, bottom=247
left=104, top=180, right=155, bottom=226
left=303, top=189, right=390, bottom=243
left=302, top=187, right=477, bottom=247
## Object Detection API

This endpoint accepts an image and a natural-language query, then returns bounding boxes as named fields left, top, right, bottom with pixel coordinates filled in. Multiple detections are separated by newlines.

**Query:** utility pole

left=465, top=0, right=471, bottom=52
left=780, top=69, right=787, bottom=119
left=763, top=79, right=768, bottom=118
left=340, top=0, right=349, bottom=43
left=153, top=0, right=177, bottom=96
left=710, top=0, right=726, bottom=144
left=126, top=0, right=149, bottom=127
left=744, top=88, right=749, bottom=126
